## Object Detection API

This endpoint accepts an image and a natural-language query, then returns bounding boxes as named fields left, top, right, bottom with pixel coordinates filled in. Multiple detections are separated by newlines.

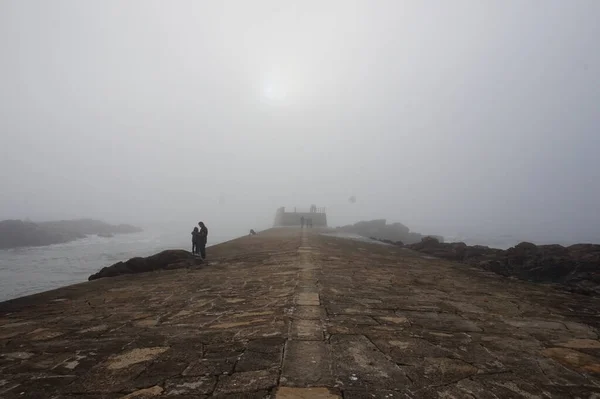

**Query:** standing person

left=300, top=216, right=305, bottom=228
left=198, top=221, right=208, bottom=259
left=191, top=227, right=199, bottom=255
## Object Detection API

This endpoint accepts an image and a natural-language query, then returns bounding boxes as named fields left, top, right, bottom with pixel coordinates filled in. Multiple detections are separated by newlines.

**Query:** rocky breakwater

left=408, top=237, right=600, bottom=295
left=336, top=219, right=443, bottom=245
left=2, top=228, right=600, bottom=397
left=88, top=250, right=203, bottom=280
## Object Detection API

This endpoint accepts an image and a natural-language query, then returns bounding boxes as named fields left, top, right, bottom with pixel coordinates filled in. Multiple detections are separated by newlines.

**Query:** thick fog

left=1, top=1, right=599, bottom=243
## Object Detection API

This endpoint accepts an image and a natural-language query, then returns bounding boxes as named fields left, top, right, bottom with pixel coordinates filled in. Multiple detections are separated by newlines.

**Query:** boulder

left=463, top=245, right=499, bottom=260
left=88, top=250, right=203, bottom=281
left=406, top=238, right=600, bottom=296
left=478, top=260, right=507, bottom=276
left=409, top=236, right=440, bottom=251
left=568, top=244, right=600, bottom=263
left=406, top=238, right=467, bottom=261
left=505, top=243, right=576, bottom=281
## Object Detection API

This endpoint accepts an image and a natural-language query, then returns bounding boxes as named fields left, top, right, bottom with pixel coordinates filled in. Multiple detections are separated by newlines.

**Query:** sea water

left=0, top=225, right=238, bottom=302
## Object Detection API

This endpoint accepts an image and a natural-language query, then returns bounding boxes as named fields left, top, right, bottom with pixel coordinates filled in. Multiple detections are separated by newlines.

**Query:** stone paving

left=0, top=228, right=599, bottom=398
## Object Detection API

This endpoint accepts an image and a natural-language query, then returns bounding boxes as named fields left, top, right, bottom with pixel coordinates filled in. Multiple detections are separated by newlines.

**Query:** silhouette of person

left=191, top=227, right=199, bottom=255
left=300, top=216, right=305, bottom=228
left=197, top=221, right=208, bottom=259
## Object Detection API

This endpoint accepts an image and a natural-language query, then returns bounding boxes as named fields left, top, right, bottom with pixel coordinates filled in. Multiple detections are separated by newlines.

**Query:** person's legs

left=192, top=242, right=196, bottom=254
left=200, top=243, right=206, bottom=259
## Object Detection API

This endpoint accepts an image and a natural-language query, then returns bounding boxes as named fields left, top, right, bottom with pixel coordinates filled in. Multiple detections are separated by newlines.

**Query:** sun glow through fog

left=263, top=83, right=287, bottom=103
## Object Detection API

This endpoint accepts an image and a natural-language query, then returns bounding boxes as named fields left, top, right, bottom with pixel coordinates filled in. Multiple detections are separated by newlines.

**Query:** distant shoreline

left=0, top=218, right=142, bottom=250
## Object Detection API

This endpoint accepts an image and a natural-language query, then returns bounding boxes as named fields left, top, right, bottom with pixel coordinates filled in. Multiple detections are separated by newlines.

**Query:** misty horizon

left=1, top=1, right=599, bottom=245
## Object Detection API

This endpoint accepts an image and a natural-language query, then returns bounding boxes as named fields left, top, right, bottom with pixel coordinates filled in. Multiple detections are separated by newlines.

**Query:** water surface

left=0, top=225, right=237, bottom=302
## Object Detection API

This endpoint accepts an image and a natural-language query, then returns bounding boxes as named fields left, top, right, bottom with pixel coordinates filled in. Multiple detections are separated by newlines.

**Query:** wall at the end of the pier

left=274, top=212, right=327, bottom=227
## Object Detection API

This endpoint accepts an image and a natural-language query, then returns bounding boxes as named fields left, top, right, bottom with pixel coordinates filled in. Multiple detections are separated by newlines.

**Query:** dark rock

left=478, top=260, right=508, bottom=276
left=88, top=250, right=203, bottom=281
left=450, top=242, right=468, bottom=260
left=568, top=244, right=600, bottom=263
left=505, top=241, right=541, bottom=265
left=407, top=238, right=467, bottom=261
left=464, top=245, right=498, bottom=260
left=406, top=238, right=600, bottom=296
left=409, top=236, right=445, bottom=250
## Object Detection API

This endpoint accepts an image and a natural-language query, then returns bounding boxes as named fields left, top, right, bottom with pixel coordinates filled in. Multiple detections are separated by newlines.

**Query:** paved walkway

left=0, top=228, right=599, bottom=398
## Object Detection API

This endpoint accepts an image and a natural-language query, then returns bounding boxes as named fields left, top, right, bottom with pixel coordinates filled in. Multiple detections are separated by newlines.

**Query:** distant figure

left=249, top=229, right=257, bottom=236
left=300, top=216, right=305, bottom=228
left=191, top=227, right=200, bottom=255
left=308, top=218, right=313, bottom=228
left=197, top=221, right=208, bottom=259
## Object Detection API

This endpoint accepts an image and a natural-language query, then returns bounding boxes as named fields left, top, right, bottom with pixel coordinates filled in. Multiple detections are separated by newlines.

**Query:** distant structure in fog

left=348, top=196, right=356, bottom=203
left=274, top=206, right=327, bottom=227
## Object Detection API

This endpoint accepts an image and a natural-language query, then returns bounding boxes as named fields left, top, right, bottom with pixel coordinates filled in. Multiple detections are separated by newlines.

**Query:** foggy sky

left=1, top=1, right=599, bottom=242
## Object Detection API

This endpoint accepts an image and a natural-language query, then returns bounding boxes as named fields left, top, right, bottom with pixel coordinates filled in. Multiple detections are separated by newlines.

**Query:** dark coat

left=198, top=226, right=208, bottom=244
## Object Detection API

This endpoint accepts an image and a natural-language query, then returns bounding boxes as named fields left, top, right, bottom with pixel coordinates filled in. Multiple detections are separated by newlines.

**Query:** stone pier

left=0, top=228, right=599, bottom=398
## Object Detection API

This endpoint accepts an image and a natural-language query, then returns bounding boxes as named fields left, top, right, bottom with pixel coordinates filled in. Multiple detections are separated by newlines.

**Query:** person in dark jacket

left=197, top=221, right=208, bottom=259
left=191, top=226, right=199, bottom=255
